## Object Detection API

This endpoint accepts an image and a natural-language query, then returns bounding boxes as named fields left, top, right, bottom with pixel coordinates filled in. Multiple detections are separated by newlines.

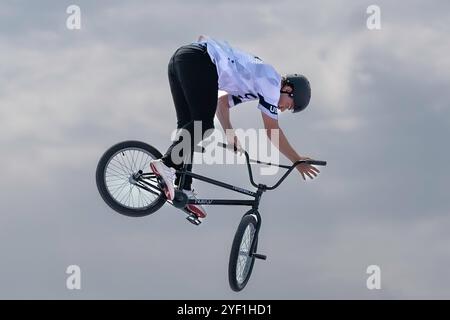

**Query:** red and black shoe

left=182, top=189, right=207, bottom=219
left=150, top=159, right=176, bottom=200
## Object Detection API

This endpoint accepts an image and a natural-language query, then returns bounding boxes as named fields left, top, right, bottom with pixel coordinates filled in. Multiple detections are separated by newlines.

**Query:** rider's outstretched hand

left=296, top=157, right=320, bottom=180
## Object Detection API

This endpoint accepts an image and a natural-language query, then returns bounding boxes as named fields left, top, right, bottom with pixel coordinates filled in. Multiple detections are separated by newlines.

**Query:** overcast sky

left=1, top=0, right=450, bottom=299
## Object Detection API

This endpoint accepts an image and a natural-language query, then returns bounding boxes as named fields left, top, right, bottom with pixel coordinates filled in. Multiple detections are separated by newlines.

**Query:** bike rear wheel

left=96, top=140, right=166, bottom=217
left=228, top=213, right=258, bottom=292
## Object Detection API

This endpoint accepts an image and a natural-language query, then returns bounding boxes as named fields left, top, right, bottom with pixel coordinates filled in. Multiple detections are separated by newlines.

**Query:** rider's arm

left=216, top=94, right=236, bottom=142
left=261, top=112, right=320, bottom=180
left=216, top=94, right=241, bottom=148
left=260, top=111, right=304, bottom=162
left=216, top=94, right=233, bottom=131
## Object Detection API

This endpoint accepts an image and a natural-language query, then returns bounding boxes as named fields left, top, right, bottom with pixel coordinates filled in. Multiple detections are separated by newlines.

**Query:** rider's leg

left=157, top=43, right=217, bottom=218
left=161, top=48, right=191, bottom=166
left=171, top=46, right=217, bottom=218
left=151, top=50, right=193, bottom=200
left=161, top=43, right=218, bottom=191
left=161, top=121, right=194, bottom=190
left=161, top=52, right=193, bottom=189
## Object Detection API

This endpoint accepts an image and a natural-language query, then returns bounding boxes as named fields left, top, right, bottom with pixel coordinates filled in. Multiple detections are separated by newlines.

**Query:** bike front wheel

left=96, top=140, right=166, bottom=217
left=228, top=213, right=258, bottom=292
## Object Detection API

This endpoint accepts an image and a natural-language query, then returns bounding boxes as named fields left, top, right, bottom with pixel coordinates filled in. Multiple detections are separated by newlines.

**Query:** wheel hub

left=128, top=175, right=137, bottom=184
left=129, top=170, right=144, bottom=184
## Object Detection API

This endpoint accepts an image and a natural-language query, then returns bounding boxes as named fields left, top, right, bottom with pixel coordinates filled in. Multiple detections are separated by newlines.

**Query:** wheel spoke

left=139, top=187, right=153, bottom=204
left=137, top=187, right=143, bottom=207
left=105, top=177, right=127, bottom=183
left=112, top=180, right=131, bottom=201
left=117, top=183, right=131, bottom=204
left=131, top=150, right=137, bottom=173
left=109, top=179, right=129, bottom=194
left=143, top=155, right=153, bottom=172
left=106, top=167, right=129, bottom=180
left=116, top=153, right=133, bottom=176
left=108, top=158, right=131, bottom=177
left=124, top=150, right=135, bottom=175
left=138, top=149, right=147, bottom=172
left=119, top=152, right=132, bottom=176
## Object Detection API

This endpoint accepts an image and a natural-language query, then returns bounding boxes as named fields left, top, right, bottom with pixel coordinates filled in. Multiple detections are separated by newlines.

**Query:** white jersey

left=198, top=37, right=281, bottom=120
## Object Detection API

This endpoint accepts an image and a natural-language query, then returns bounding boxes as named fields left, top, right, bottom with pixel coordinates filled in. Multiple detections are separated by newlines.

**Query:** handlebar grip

left=306, top=160, right=327, bottom=166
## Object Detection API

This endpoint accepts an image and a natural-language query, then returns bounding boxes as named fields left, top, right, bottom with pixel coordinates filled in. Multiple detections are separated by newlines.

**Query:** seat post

left=177, top=153, right=191, bottom=191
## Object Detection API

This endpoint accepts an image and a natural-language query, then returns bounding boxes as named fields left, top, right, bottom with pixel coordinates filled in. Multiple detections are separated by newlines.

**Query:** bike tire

left=228, top=213, right=258, bottom=292
left=96, top=140, right=166, bottom=217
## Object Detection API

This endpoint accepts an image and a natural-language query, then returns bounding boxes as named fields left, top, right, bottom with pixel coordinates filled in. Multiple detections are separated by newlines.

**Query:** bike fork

left=249, top=210, right=267, bottom=260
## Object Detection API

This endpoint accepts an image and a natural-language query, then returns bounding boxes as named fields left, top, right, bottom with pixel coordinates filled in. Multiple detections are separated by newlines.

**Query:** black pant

left=161, top=43, right=218, bottom=190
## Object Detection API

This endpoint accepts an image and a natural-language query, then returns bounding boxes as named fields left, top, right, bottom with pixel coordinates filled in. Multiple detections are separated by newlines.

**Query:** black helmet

left=283, top=74, right=311, bottom=113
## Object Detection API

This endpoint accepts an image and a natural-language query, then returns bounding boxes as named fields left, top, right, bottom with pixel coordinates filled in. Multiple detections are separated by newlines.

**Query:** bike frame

left=139, top=143, right=326, bottom=210
left=180, top=171, right=260, bottom=208
left=138, top=143, right=326, bottom=257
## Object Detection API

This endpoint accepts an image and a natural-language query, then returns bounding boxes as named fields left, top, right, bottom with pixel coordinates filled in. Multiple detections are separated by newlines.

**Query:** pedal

left=186, top=215, right=202, bottom=226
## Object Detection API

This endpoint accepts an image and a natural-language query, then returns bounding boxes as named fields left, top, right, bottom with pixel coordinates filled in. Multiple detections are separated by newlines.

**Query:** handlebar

left=217, top=142, right=327, bottom=190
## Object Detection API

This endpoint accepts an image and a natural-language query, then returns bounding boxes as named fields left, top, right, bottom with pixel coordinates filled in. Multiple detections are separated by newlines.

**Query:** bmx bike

left=95, top=140, right=326, bottom=291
